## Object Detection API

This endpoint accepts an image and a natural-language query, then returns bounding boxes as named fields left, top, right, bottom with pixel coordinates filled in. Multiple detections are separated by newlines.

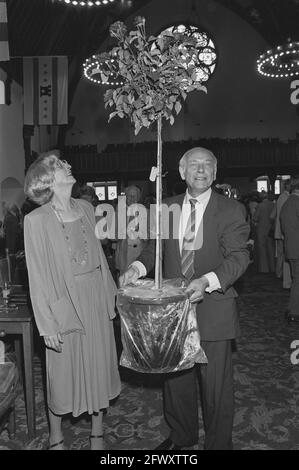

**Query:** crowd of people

left=1, top=147, right=299, bottom=451
left=1, top=175, right=295, bottom=292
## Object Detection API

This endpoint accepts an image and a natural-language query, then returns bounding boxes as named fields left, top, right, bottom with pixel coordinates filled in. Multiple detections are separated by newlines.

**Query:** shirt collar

left=185, top=187, right=212, bottom=204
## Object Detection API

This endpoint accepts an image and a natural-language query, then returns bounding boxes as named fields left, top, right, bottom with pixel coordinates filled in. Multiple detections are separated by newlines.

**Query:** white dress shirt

left=133, top=188, right=221, bottom=292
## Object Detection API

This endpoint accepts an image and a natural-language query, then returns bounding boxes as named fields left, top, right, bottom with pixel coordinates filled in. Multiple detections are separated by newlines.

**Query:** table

left=0, top=305, right=35, bottom=439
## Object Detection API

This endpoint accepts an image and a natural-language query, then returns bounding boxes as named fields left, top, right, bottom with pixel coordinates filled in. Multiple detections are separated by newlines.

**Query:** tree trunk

left=155, top=115, right=163, bottom=290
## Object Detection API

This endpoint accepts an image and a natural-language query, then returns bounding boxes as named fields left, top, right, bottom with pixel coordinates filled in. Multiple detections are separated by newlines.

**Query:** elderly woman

left=23, top=150, right=121, bottom=450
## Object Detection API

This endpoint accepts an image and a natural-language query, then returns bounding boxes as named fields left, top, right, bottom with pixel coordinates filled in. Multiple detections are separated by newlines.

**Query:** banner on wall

left=23, top=56, right=68, bottom=125
left=0, top=0, right=9, bottom=61
left=0, top=79, right=4, bottom=104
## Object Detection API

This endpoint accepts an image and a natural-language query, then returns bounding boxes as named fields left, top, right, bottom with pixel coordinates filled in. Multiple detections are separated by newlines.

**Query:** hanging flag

left=0, top=79, right=4, bottom=104
left=23, top=56, right=68, bottom=125
left=0, top=0, right=9, bottom=61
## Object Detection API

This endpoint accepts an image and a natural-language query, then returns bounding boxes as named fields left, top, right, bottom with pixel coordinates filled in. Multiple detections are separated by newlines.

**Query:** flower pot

left=117, top=278, right=207, bottom=373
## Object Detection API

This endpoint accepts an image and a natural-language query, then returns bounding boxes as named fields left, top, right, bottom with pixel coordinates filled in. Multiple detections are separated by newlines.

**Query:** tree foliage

left=100, top=17, right=207, bottom=135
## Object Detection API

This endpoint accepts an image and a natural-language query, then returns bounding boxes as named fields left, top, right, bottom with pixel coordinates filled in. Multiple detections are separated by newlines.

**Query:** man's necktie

left=127, top=209, right=139, bottom=246
left=181, top=198, right=197, bottom=280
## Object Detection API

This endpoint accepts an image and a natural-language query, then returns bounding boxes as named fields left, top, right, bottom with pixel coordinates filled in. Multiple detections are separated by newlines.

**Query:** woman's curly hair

left=24, top=150, right=61, bottom=205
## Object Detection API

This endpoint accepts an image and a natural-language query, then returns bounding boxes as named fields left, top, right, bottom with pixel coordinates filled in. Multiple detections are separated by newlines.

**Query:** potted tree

left=99, top=18, right=211, bottom=373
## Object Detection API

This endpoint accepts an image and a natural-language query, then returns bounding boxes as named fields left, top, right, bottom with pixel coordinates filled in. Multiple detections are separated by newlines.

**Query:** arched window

left=256, top=176, right=268, bottom=193
left=158, top=24, right=217, bottom=83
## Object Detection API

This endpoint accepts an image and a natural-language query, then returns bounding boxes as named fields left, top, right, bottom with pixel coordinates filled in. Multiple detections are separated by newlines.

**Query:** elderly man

left=120, top=147, right=250, bottom=450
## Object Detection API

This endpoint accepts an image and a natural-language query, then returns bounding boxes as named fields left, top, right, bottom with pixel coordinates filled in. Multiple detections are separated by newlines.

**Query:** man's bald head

left=179, top=147, right=217, bottom=197
left=179, top=147, right=217, bottom=170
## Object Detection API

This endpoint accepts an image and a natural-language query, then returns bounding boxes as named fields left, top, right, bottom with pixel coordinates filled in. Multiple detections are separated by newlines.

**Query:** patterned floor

left=1, top=267, right=299, bottom=450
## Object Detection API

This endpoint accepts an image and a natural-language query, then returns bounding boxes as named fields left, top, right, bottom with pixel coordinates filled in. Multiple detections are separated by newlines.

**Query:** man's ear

left=179, top=165, right=186, bottom=181
left=213, top=166, right=217, bottom=181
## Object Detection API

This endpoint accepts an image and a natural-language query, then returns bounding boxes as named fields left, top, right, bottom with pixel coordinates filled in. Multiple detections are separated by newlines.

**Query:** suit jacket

left=253, top=199, right=275, bottom=237
left=274, top=191, right=289, bottom=239
left=138, top=190, right=250, bottom=341
left=280, top=194, right=299, bottom=260
left=24, top=198, right=117, bottom=337
left=114, top=206, right=150, bottom=275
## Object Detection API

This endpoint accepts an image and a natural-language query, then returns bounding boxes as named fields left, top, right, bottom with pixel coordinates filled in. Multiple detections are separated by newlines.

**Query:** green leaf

left=141, top=116, right=150, bottom=127
left=175, top=101, right=182, bottom=115
left=134, top=120, right=142, bottom=135
left=104, top=89, right=113, bottom=101
left=108, top=111, right=120, bottom=122
left=100, top=73, right=109, bottom=84
left=134, top=99, right=143, bottom=109
left=123, top=103, right=131, bottom=113
left=156, top=37, right=164, bottom=51
left=150, top=48, right=161, bottom=57
left=127, top=94, right=135, bottom=104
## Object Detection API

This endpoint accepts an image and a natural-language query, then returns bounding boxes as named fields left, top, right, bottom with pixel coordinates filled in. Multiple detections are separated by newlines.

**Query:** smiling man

left=120, top=147, right=250, bottom=450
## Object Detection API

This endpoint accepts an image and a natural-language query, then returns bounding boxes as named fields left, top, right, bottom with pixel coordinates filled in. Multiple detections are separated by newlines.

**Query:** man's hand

left=44, top=333, right=64, bottom=353
left=119, top=265, right=140, bottom=287
left=185, top=276, right=209, bottom=303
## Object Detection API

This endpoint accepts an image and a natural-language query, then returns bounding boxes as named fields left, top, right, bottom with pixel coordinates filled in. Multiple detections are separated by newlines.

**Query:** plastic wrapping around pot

left=117, top=278, right=207, bottom=373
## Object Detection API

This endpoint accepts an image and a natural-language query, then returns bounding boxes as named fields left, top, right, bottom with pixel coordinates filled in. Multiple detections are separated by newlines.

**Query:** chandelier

left=257, top=40, right=299, bottom=79
left=83, top=53, right=124, bottom=86
left=83, top=23, right=217, bottom=86
left=55, top=0, right=115, bottom=6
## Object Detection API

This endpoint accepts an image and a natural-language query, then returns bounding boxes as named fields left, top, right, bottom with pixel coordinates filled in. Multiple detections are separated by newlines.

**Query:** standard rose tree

left=100, top=18, right=209, bottom=288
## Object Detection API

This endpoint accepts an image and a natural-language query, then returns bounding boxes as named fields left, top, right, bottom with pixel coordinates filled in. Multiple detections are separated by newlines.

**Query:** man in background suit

left=114, top=185, right=148, bottom=277
left=270, top=180, right=292, bottom=290
left=120, top=147, right=250, bottom=450
left=280, top=177, right=299, bottom=322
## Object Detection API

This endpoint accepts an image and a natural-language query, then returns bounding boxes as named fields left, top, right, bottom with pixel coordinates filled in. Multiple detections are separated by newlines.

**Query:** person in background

left=3, top=202, right=21, bottom=254
left=23, top=150, right=121, bottom=450
left=114, top=185, right=149, bottom=280
left=120, top=147, right=249, bottom=450
left=247, top=192, right=260, bottom=236
left=270, top=180, right=292, bottom=289
left=280, top=177, right=299, bottom=323
left=79, top=184, right=100, bottom=208
left=72, top=182, right=100, bottom=208
left=0, top=220, right=5, bottom=257
left=253, top=192, right=275, bottom=273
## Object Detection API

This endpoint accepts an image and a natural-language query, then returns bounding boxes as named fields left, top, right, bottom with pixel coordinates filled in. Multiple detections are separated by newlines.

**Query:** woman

left=23, top=151, right=121, bottom=450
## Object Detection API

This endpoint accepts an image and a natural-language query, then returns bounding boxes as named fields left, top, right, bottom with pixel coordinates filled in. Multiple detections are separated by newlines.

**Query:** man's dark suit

left=280, top=194, right=299, bottom=319
left=138, top=190, right=250, bottom=449
left=280, top=194, right=299, bottom=260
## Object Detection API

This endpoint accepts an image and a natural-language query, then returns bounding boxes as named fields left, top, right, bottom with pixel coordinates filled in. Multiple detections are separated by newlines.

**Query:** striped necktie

left=181, top=198, right=197, bottom=280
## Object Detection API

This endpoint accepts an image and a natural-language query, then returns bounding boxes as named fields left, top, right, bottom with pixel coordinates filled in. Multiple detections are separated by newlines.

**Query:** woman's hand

left=44, top=333, right=64, bottom=353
